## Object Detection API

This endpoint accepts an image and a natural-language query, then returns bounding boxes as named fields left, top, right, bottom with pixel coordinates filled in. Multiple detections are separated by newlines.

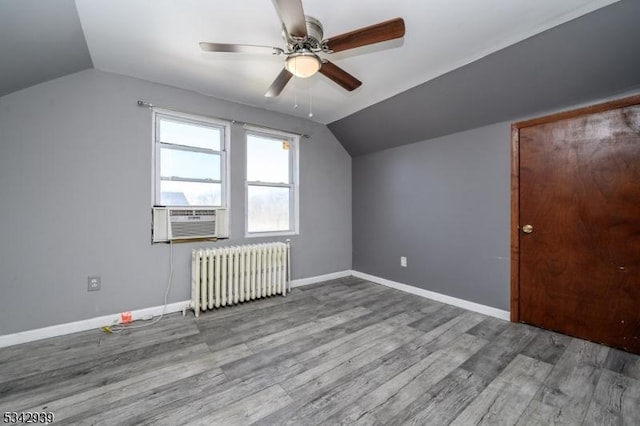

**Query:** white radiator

left=191, top=242, right=290, bottom=316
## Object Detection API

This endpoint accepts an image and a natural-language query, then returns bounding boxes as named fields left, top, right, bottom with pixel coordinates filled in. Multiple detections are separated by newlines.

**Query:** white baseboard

left=351, top=271, right=510, bottom=321
left=291, top=270, right=353, bottom=288
left=0, top=269, right=353, bottom=348
left=0, top=269, right=508, bottom=348
left=0, top=301, right=190, bottom=349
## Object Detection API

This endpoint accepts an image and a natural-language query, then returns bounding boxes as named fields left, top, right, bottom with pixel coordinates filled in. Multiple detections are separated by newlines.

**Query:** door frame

left=510, top=94, right=640, bottom=322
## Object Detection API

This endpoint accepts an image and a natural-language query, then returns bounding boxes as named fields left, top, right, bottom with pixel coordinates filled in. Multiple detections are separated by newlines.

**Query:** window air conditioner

left=152, top=207, right=229, bottom=242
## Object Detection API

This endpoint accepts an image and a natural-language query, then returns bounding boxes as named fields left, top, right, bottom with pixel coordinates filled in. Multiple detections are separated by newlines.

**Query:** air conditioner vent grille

left=171, top=221, right=216, bottom=239
left=170, top=209, right=217, bottom=217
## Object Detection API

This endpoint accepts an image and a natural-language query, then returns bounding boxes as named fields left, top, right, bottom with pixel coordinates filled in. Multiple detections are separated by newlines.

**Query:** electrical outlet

left=400, top=256, right=407, bottom=267
left=88, top=276, right=101, bottom=291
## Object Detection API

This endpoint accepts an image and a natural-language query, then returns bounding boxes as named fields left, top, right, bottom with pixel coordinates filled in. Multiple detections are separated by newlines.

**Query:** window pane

left=247, top=185, right=290, bottom=232
left=247, top=134, right=290, bottom=183
left=160, top=181, right=221, bottom=206
left=159, top=118, right=221, bottom=150
left=160, top=148, right=220, bottom=180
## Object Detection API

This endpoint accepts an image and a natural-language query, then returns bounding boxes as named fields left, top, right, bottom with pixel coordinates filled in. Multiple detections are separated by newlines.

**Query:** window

left=153, top=109, right=229, bottom=208
left=245, top=126, right=299, bottom=236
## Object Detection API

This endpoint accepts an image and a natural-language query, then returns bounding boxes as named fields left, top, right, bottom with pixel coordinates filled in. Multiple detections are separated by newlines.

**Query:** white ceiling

left=75, top=0, right=619, bottom=124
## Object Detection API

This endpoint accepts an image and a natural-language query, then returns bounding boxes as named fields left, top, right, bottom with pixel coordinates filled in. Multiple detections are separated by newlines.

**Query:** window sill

left=245, top=231, right=297, bottom=239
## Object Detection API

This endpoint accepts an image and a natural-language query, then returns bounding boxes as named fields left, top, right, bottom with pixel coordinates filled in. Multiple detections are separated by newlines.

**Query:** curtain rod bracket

left=137, top=100, right=154, bottom=109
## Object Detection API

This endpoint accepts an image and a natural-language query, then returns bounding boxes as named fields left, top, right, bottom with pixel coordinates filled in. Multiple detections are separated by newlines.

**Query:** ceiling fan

left=199, top=0, right=405, bottom=97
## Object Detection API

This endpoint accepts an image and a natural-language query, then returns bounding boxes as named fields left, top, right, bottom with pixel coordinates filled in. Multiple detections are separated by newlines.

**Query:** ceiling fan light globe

left=285, top=52, right=321, bottom=78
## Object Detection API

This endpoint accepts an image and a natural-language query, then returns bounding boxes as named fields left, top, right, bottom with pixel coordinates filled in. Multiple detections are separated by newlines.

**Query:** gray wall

left=0, top=69, right=351, bottom=334
left=352, top=123, right=511, bottom=310
left=352, top=90, right=640, bottom=312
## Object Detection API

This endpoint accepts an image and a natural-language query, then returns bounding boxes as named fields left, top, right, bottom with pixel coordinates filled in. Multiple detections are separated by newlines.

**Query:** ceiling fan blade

left=323, top=18, right=405, bottom=53
left=264, top=68, right=294, bottom=97
left=319, top=61, right=362, bottom=92
left=271, top=0, right=307, bottom=38
left=200, top=42, right=284, bottom=55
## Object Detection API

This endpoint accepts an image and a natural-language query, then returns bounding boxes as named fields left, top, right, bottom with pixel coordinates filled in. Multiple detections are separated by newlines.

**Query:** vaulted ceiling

left=2, top=0, right=639, bottom=156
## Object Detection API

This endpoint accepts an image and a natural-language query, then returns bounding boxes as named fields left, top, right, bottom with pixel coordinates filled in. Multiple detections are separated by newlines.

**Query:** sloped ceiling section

left=328, top=0, right=640, bottom=157
left=0, top=0, right=92, bottom=98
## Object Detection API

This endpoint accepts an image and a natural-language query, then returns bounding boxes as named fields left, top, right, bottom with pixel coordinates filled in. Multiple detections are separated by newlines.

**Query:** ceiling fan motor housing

left=305, top=16, right=323, bottom=46
left=286, top=15, right=324, bottom=51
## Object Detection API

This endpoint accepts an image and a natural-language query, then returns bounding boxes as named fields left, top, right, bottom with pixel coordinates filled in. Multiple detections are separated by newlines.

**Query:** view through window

left=154, top=111, right=229, bottom=207
left=245, top=128, right=299, bottom=235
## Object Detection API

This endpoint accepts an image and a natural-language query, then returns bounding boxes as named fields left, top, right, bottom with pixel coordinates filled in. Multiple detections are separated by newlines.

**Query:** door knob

left=522, top=224, right=533, bottom=234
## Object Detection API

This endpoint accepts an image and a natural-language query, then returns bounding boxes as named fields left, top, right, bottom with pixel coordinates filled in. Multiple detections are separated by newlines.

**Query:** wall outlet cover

left=88, top=276, right=101, bottom=291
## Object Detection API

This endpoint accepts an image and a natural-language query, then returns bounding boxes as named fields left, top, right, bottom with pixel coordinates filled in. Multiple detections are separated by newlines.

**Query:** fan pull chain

left=308, top=87, right=313, bottom=118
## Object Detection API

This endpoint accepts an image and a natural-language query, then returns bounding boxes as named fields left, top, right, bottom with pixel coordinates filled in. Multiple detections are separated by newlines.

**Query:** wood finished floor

left=1, top=277, right=640, bottom=425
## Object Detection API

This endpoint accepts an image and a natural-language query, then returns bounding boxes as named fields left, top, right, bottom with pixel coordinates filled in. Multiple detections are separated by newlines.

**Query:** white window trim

left=151, top=107, right=231, bottom=210
left=244, top=125, right=300, bottom=238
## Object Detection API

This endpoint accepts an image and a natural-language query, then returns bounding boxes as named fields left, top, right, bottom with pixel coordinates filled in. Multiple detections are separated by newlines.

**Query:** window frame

left=152, top=108, right=231, bottom=209
left=244, top=125, right=300, bottom=238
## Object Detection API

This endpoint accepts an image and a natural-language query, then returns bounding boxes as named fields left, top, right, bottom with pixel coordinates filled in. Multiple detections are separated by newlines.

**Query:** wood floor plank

left=219, top=305, right=425, bottom=381
left=408, top=303, right=468, bottom=333
left=0, top=313, right=195, bottom=364
left=295, top=277, right=361, bottom=292
left=245, top=306, right=372, bottom=352
left=209, top=313, right=424, bottom=404
left=459, top=322, right=540, bottom=384
left=583, top=369, right=640, bottom=426
left=388, top=368, right=488, bottom=425
left=466, top=316, right=510, bottom=341
left=517, top=339, right=610, bottom=425
left=182, top=384, right=292, bottom=426
left=311, top=281, right=388, bottom=303
left=326, top=333, right=488, bottom=425
left=132, top=370, right=289, bottom=425
left=604, top=347, right=640, bottom=381
left=207, top=342, right=254, bottom=367
left=521, top=328, right=573, bottom=365
left=196, top=294, right=329, bottom=335
left=0, top=320, right=201, bottom=382
left=201, top=300, right=362, bottom=353
left=256, top=314, right=487, bottom=425
left=23, top=355, right=225, bottom=424
left=0, top=336, right=210, bottom=411
left=232, top=311, right=428, bottom=389
left=280, top=324, right=424, bottom=397
left=220, top=307, right=372, bottom=380
left=295, top=281, right=352, bottom=297
left=62, top=367, right=229, bottom=425
left=412, top=310, right=487, bottom=350
left=450, top=354, right=553, bottom=426
left=295, top=311, right=427, bottom=370
left=191, top=289, right=309, bottom=326
left=354, top=288, right=430, bottom=313
left=515, top=400, right=571, bottom=426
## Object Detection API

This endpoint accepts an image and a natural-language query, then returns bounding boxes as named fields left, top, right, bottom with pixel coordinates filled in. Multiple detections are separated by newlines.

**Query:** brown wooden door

left=513, top=97, right=640, bottom=353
